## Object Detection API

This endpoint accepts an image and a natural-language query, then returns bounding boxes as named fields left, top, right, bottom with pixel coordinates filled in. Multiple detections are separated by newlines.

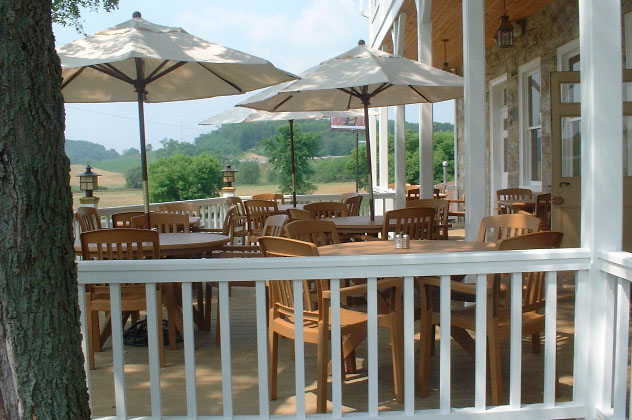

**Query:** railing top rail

left=78, top=248, right=590, bottom=285
left=597, top=250, right=632, bottom=280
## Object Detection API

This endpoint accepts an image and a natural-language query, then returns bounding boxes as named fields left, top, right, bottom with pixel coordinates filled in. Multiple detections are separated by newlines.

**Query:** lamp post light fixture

left=495, top=0, right=514, bottom=48
left=78, top=164, right=101, bottom=197
left=221, top=164, right=238, bottom=197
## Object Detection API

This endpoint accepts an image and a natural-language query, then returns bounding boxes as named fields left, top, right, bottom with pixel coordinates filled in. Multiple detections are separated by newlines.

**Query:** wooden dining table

left=277, top=203, right=305, bottom=213
left=496, top=199, right=536, bottom=213
left=322, top=215, right=385, bottom=235
left=319, top=239, right=495, bottom=256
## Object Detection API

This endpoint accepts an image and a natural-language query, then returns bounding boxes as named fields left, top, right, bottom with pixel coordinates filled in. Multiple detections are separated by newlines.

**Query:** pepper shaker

left=401, top=234, right=410, bottom=249
left=394, top=234, right=402, bottom=249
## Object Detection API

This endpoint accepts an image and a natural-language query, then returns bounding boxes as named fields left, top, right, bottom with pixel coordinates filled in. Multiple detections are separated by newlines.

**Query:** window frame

left=518, top=57, right=542, bottom=189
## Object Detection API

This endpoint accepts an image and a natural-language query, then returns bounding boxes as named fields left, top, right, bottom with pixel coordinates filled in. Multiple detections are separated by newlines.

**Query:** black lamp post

left=78, top=165, right=101, bottom=197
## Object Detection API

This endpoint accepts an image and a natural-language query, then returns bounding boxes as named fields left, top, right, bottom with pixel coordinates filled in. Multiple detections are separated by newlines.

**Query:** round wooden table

left=322, top=215, right=385, bottom=234
left=319, top=239, right=495, bottom=256
left=75, top=232, right=231, bottom=257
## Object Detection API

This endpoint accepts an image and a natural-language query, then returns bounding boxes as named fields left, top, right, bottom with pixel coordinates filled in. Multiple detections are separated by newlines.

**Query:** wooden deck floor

left=88, top=276, right=577, bottom=417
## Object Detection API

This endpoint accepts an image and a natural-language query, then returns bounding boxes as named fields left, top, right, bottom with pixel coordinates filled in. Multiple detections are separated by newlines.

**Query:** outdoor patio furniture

left=406, top=198, right=451, bottom=239
left=130, top=213, right=191, bottom=233
left=406, top=185, right=420, bottom=200
left=382, top=207, right=435, bottom=240
left=341, top=193, right=363, bottom=216
left=496, top=188, right=534, bottom=214
left=75, top=207, right=102, bottom=232
left=520, top=193, right=552, bottom=231
left=304, top=201, right=349, bottom=219
left=259, top=236, right=404, bottom=412
left=418, top=231, right=564, bottom=404
left=288, top=208, right=315, bottom=221
left=80, top=228, right=165, bottom=370
left=112, top=211, right=146, bottom=228
left=261, top=214, right=289, bottom=237
left=244, top=199, right=279, bottom=238
left=252, top=193, right=285, bottom=204
left=284, top=219, right=341, bottom=246
left=478, top=214, right=541, bottom=243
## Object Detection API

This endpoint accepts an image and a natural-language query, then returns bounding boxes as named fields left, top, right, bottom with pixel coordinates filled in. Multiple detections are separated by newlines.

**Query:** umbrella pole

left=289, top=120, right=297, bottom=207
left=137, top=86, right=151, bottom=228
left=355, top=131, right=359, bottom=193
left=362, top=102, right=375, bottom=220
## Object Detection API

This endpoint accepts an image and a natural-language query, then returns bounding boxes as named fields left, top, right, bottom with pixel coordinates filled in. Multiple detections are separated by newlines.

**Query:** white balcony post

left=393, top=12, right=407, bottom=209
left=379, top=107, right=389, bottom=190
left=579, top=0, right=623, bottom=414
left=462, top=0, right=486, bottom=241
left=417, top=0, right=434, bottom=198
left=370, top=111, right=378, bottom=196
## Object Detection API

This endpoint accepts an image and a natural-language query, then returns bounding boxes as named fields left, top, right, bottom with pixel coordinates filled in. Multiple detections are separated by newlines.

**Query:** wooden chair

left=288, top=208, right=315, bottom=221
left=418, top=231, right=564, bottom=404
left=496, top=188, right=533, bottom=214
left=304, top=201, right=349, bottom=219
left=130, top=212, right=191, bottom=233
left=478, top=214, right=541, bottom=243
left=244, top=199, right=279, bottom=238
left=80, top=228, right=165, bottom=370
left=406, top=199, right=451, bottom=239
left=258, top=236, right=403, bottom=412
left=111, top=211, right=147, bottom=228
left=156, top=201, right=202, bottom=217
left=341, top=193, right=362, bottom=216
left=75, top=207, right=102, bottom=232
left=252, top=193, right=285, bottom=204
left=284, top=219, right=341, bottom=246
left=406, top=185, right=420, bottom=200
left=521, top=193, right=552, bottom=231
left=382, top=207, right=435, bottom=240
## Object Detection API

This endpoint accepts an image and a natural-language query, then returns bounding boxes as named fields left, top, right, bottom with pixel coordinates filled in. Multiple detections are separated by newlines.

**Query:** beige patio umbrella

left=58, top=12, right=297, bottom=220
left=200, top=102, right=370, bottom=206
left=238, top=40, right=464, bottom=219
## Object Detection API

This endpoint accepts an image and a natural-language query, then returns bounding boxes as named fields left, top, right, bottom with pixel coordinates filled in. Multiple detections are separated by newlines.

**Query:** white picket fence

left=77, top=247, right=605, bottom=420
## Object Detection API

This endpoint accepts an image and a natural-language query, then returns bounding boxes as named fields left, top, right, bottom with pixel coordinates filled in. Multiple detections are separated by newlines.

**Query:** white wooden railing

left=77, top=247, right=593, bottom=420
left=596, top=251, right=632, bottom=420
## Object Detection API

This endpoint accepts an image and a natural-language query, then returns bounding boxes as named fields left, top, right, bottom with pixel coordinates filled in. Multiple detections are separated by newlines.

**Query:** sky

left=53, top=0, right=455, bottom=153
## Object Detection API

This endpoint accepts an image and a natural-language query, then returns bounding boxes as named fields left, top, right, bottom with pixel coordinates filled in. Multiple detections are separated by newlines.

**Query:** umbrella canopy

left=238, top=40, right=464, bottom=219
left=200, top=106, right=370, bottom=205
left=58, top=12, right=297, bottom=219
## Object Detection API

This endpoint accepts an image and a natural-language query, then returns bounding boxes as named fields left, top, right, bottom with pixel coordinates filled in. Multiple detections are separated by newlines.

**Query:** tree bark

left=0, top=1, right=90, bottom=419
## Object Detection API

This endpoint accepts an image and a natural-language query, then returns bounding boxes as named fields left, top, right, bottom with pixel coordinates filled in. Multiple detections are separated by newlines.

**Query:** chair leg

left=390, top=317, right=404, bottom=403
left=531, top=332, right=541, bottom=354
left=268, top=319, right=279, bottom=401
left=418, top=282, right=432, bottom=397
left=488, top=328, right=503, bottom=406
left=163, top=284, right=177, bottom=350
left=215, top=294, right=221, bottom=344
left=86, top=296, right=96, bottom=370
left=156, top=289, right=166, bottom=368
left=316, top=322, right=328, bottom=413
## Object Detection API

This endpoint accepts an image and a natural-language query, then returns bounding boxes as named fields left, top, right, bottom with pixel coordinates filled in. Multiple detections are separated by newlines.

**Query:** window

left=519, top=58, right=542, bottom=187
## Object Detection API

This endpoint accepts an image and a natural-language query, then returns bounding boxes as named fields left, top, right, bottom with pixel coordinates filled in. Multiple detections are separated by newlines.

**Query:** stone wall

left=455, top=0, right=632, bottom=212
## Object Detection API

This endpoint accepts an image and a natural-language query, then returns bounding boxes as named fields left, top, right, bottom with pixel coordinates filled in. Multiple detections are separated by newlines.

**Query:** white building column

left=393, top=13, right=407, bottom=209
left=462, top=0, right=486, bottom=241
left=579, top=0, right=623, bottom=413
left=417, top=0, right=434, bottom=198
left=379, top=107, right=389, bottom=189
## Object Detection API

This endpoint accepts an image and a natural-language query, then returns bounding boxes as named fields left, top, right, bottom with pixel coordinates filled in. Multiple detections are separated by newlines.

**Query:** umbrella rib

left=197, top=63, right=244, bottom=93
left=61, top=67, right=86, bottom=89
left=90, top=64, right=135, bottom=85
left=369, top=82, right=392, bottom=97
left=144, top=59, right=171, bottom=81
left=272, top=94, right=293, bottom=111
left=408, top=85, right=431, bottom=102
left=145, top=61, right=187, bottom=85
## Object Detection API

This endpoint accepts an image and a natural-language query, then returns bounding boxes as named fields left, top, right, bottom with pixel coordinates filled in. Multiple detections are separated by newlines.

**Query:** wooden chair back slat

left=262, top=214, right=289, bottom=237
left=76, top=207, right=102, bottom=232
left=382, top=207, right=435, bottom=240
left=130, top=213, right=190, bottom=233
left=406, top=198, right=450, bottom=239
left=244, top=200, right=279, bottom=237
left=477, top=214, right=541, bottom=243
left=156, top=202, right=202, bottom=218
left=303, top=201, right=349, bottom=219
left=496, top=188, right=533, bottom=214
left=252, top=193, right=285, bottom=204
left=112, top=211, right=146, bottom=228
left=288, top=208, right=315, bottom=221
left=284, top=220, right=341, bottom=247
left=341, top=193, right=362, bottom=216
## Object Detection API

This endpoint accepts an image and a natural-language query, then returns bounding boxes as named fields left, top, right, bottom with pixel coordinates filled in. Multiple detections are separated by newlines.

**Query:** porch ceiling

left=379, top=0, right=556, bottom=73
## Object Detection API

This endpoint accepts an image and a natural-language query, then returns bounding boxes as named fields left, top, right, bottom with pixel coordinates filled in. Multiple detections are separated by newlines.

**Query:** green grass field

left=95, top=152, right=159, bottom=173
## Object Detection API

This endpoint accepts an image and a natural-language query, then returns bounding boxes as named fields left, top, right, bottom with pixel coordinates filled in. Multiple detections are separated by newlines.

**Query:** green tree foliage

left=236, top=160, right=262, bottom=185
left=52, top=0, right=119, bottom=32
left=65, top=139, right=119, bottom=164
left=157, top=138, right=195, bottom=158
left=263, top=124, right=320, bottom=194
left=122, top=147, right=140, bottom=156
left=311, top=157, right=354, bottom=183
left=125, top=166, right=142, bottom=189
left=345, top=145, right=368, bottom=190
left=148, top=153, right=223, bottom=202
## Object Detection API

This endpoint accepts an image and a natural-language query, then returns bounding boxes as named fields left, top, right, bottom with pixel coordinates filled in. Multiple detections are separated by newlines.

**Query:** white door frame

left=489, top=73, right=508, bottom=214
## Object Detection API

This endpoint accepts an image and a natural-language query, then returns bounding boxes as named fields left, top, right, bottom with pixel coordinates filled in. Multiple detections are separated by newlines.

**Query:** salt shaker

left=394, top=234, right=402, bottom=249
left=401, top=234, right=410, bottom=249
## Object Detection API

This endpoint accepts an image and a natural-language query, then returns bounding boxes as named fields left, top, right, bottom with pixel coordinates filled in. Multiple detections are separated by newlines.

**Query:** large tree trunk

left=0, top=1, right=90, bottom=419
